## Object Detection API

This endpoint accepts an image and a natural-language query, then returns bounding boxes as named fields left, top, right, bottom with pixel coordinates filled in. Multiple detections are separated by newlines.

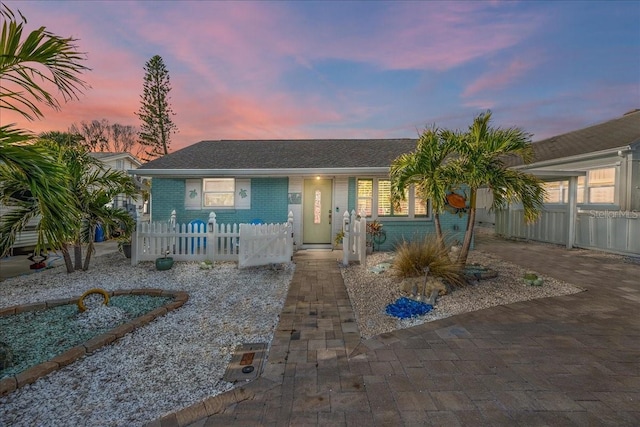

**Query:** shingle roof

left=138, top=111, right=640, bottom=174
left=506, top=110, right=640, bottom=168
left=137, top=139, right=418, bottom=171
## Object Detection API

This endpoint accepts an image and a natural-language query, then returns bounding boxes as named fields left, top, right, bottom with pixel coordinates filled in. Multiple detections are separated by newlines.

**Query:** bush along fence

left=132, top=211, right=294, bottom=268
left=341, top=210, right=367, bottom=266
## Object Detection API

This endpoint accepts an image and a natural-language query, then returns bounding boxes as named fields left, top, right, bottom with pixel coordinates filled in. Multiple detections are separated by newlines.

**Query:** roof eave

left=513, top=145, right=634, bottom=170
left=130, top=167, right=391, bottom=177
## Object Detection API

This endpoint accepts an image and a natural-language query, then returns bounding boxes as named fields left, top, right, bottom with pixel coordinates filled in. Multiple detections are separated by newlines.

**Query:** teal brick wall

left=151, top=177, right=289, bottom=224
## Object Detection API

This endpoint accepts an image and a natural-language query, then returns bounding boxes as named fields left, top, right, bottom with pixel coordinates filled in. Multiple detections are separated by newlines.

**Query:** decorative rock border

left=0, top=288, right=188, bottom=396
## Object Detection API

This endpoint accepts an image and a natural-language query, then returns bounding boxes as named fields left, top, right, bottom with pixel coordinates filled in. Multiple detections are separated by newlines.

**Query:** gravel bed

left=0, top=295, right=171, bottom=378
left=0, top=252, right=295, bottom=427
left=341, top=250, right=585, bottom=339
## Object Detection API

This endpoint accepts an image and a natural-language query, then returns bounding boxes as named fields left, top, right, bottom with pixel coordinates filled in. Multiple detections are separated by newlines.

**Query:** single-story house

left=478, top=110, right=640, bottom=256
left=134, top=139, right=470, bottom=251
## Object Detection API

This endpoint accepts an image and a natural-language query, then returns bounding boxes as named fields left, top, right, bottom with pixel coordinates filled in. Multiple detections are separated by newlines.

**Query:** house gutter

left=129, top=167, right=391, bottom=178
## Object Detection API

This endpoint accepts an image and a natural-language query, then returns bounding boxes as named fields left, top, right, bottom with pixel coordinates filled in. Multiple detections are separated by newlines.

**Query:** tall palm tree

left=452, top=111, right=545, bottom=264
left=0, top=4, right=90, bottom=257
left=389, top=127, right=459, bottom=251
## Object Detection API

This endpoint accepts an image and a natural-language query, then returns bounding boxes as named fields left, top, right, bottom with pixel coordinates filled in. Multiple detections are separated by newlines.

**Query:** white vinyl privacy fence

left=132, top=211, right=294, bottom=268
left=496, top=207, right=639, bottom=256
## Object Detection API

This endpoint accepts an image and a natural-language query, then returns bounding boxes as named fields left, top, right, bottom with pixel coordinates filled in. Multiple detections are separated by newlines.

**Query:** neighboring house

left=135, top=139, right=469, bottom=251
left=88, top=152, right=147, bottom=216
left=3, top=152, right=145, bottom=252
left=480, top=110, right=640, bottom=256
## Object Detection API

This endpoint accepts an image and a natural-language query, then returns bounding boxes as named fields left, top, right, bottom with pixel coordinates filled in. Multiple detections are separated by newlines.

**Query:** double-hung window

left=543, top=181, right=569, bottom=204
left=357, top=178, right=429, bottom=219
left=577, top=167, right=616, bottom=204
left=203, top=178, right=235, bottom=208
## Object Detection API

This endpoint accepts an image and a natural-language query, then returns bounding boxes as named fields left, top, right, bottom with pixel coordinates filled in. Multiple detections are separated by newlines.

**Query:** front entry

left=303, top=179, right=333, bottom=245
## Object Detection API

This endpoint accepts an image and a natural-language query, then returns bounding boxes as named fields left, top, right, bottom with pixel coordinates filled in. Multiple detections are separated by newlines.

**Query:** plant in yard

left=334, top=230, right=345, bottom=247
left=0, top=4, right=90, bottom=257
left=155, top=249, right=174, bottom=270
left=392, top=235, right=466, bottom=288
left=389, top=126, right=459, bottom=252
left=450, top=111, right=545, bottom=265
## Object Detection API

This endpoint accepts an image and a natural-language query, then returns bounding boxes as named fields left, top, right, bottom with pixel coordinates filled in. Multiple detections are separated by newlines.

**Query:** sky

left=3, top=0, right=639, bottom=153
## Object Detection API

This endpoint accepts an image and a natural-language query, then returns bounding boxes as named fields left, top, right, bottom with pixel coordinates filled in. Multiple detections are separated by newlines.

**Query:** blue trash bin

left=95, top=224, right=105, bottom=242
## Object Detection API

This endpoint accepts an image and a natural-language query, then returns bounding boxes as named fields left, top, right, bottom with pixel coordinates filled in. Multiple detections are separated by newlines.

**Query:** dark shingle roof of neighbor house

left=505, top=110, right=640, bottom=168
left=137, top=139, right=418, bottom=171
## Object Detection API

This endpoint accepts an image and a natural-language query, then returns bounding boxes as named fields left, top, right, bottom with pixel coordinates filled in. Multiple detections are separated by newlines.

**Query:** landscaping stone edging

left=0, top=288, right=188, bottom=396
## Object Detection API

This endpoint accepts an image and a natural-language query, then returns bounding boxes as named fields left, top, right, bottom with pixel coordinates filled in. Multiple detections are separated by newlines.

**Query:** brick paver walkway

left=151, top=236, right=639, bottom=427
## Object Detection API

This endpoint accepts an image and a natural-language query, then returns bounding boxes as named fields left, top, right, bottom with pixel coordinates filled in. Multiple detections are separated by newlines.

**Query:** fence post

left=358, top=210, right=367, bottom=265
left=131, top=221, right=139, bottom=266
left=287, top=211, right=294, bottom=257
left=342, top=211, right=350, bottom=266
left=207, top=212, right=216, bottom=262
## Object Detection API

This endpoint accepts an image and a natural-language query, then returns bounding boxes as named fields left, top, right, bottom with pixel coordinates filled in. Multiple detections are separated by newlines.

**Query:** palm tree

left=389, top=127, right=459, bottom=251
left=452, top=111, right=545, bottom=265
left=47, top=141, right=137, bottom=272
left=0, top=4, right=90, bottom=257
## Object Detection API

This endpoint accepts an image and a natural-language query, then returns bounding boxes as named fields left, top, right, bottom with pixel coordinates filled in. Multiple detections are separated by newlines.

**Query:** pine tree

left=136, top=55, right=177, bottom=159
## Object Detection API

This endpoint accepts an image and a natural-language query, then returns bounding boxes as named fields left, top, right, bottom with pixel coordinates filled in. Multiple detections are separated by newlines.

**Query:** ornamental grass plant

left=392, top=235, right=466, bottom=288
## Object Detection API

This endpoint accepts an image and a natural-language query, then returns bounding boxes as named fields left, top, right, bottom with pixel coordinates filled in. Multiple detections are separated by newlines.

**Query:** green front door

left=303, top=179, right=333, bottom=244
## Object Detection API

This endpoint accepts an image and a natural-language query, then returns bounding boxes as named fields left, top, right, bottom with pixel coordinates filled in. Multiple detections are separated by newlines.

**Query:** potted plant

left=366, top=220, right=386, bottom=252
left=156, top=250, right=174, bottom=271
left=117, top=237, right=132, bottom=258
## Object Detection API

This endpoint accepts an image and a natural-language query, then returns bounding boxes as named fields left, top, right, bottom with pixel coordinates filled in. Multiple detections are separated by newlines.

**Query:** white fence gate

left=342, top=210, right=367, bottom=266
left=132, top=211, right=294, bottom=267
left=239, top=219, right=294, bottom=268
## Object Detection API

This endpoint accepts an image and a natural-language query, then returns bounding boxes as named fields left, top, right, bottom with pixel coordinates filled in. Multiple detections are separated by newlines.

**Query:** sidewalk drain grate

left=223, top=343, right=267, bottom=382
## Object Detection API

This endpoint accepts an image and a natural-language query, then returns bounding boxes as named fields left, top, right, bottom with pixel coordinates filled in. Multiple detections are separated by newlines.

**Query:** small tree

left=136, top=55, right=178, bottom=160
left=389, top=127, right=459, bottom=252
left=452, top=111, right=545, bottom=265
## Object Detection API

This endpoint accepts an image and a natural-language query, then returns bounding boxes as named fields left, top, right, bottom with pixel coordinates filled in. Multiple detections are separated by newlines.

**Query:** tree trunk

left=61, top=244, right=74, bottom=273
left=434, top=213, right=446, bottom=252
left=83, top=241, right=94, bottom=271
left=83, top=227, right=96, bottom=271
left=74, top=242, right=82, bottom=270
left=457, top=188, right=477, bottom=265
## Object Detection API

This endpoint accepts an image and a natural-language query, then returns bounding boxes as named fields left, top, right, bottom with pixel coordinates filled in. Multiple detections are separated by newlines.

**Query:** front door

left=303, top=179, right=333, bottom=244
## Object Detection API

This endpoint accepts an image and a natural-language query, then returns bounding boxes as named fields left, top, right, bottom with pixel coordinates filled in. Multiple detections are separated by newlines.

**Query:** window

left=543, top=181, right=569, bottom=204
left=116, top=159, right=124, bottom=170
left=203, top=178, right=235, bottom=207
left=357, top=178, right=429, bottom=219
left=577, top=167, right=616, bottom=204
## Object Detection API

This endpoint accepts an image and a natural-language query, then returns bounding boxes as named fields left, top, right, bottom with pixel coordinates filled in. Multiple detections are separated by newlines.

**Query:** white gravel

left=0, top=251, right=295, bottom=427
left=341, top=250, right=585, bottom=339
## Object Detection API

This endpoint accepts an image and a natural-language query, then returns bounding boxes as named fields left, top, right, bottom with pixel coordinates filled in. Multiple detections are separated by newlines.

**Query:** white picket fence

left=341, top=210, right=367, bottom=266
left=132, top=211, right=294, bottom=268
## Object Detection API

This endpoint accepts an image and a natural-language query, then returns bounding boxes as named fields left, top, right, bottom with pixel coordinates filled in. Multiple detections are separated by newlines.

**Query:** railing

left=132, top=211, right=295, bottom=267
left=341, top=210, right=367, bottom=266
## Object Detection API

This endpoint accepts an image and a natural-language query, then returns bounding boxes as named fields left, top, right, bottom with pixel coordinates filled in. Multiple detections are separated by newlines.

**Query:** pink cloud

left=463, top=57, right=541, bottom=98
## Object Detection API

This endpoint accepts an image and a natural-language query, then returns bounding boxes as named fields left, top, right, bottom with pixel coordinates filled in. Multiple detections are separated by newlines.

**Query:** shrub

left=392, top=235, right=466, bottom=288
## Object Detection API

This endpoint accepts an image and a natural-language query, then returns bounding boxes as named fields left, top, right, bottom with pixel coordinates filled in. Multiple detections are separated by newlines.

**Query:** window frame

left=356, top=177, right=431, bottom=220
left=577, top=167, right=617, bottom=205
left=202, top=178, right=236, bottom=209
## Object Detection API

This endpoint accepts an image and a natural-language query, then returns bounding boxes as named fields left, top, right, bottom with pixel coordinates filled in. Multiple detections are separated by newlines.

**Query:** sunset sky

left=3, top=1, right=639, bottom=152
